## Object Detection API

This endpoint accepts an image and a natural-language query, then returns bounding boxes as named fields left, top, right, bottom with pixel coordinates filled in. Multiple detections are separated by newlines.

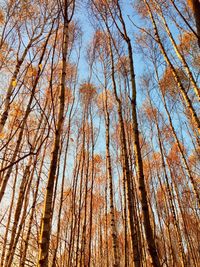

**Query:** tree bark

left=38, top=8, right=70, bottom=266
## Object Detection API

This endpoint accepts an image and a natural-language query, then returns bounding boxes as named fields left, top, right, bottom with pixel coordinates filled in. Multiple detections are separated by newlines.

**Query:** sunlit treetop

left=116, top=56, right=130, bottom=77
left=97, top=89, right=114, bottom=113
left=79, top=82, right=97, bottom=105
left=160, top=67, right=189, bottom=98
left=90, top=0, right=119, bottom=21
left=0, top=8, right=4, bottom=24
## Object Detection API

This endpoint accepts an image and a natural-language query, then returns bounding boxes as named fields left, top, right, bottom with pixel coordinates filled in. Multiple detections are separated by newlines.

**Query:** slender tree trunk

left=75, top=132, right=86, bottom=267
left=104, top=88, right=120, bottom=267
left=144, top=0, right=200, bottom=135
left=81, top=126, right=90, bottom=267
left=51, top=109, right=73, bottom=267
left=156, top=125, right=186, bottom=267
left=108, top=34, right=141, bottom=267
left=6, top=159, right=37, bottom=267
left=157, top=6, right=200, bottom=101
left=153, top=65, right=200, bottom=206
left=0, top=32, right=42, bottom=133
left=111, top=3, right=161, bottom=265
left=0, top=166, right=18, bottom=267
left=0, top=26, right=52, bottom=202
left=169, top=0, right=199, bottom=41
left=88, top=110, right=95, bottom=267
left=20, top=138, right=48, bottom=267
left=38, top=11, right=69, bottom=266
left=162, top=95, right=200, bottom=206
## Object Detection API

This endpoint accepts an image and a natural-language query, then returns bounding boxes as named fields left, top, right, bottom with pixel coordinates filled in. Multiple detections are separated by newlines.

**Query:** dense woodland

left=0, top=0, right=199, bottom=266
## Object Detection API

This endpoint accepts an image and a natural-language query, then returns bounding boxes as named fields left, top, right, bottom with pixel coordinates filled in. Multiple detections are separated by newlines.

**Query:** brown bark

left=20, top=138, right=48, bottom=267
left=189, top=0, right=200, bottom=48
left=104, top=88, right=120, bottom=267
left=113, top=2, right=161, bottom=265
left=38, top=6, right=72, bottom=265
left=108, top=34, right=141, bottom=267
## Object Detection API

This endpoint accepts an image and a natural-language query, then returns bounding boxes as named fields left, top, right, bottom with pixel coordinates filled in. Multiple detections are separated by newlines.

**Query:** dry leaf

left=12, top=79, right=17, bottom=87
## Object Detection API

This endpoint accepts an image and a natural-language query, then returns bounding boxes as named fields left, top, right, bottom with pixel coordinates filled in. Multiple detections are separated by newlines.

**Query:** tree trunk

left=38, top=11, right=69, bottom=266
left=104, top=88, right=120, bottom=267
left=190, top=0, right=200, bottom=48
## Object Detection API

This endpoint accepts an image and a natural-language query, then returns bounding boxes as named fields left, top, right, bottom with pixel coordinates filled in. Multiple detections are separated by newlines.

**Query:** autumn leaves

left=0, top=0, right=199, bottom=266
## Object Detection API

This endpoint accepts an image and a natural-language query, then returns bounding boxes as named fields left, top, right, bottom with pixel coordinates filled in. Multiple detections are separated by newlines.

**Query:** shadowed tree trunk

left=189, top=0, right=200, bottom=48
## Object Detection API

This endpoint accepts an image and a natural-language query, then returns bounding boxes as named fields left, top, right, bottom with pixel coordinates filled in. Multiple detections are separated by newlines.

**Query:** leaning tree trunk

left=144, top=0, right=200, bottom=136
left=0, top=29, right=50, bottom=203
left=0, top=30, right=43, bottom=134
left=189, top=0, right=200, bottom=48
left=157, top=7, right=200, bottom=101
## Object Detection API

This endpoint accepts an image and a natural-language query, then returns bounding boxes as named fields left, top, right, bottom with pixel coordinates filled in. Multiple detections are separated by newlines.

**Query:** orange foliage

left=136, top=0, right=170, bottom=17
left=142, top=159, right=151, bottom=179
left=27, top=65, right=38, bottom=77
left=116, top=56, right=130, bottom=76
left=0, top=132, right=5, bottom=139
left=51, top=61, right=76, bottom=84
left=188, top=149, right=200, bottom=167
left=0, top=9, right=4, bottom=24
left=152, top=152, right=162, bottom=169
left=0, top=42, right=12, bottom=67
left=156, top=185, right=167, bottom=211
left=134, top=1, right=148, bottom=18
left=9, top=103, right=24, bottom=128
left=161, top=125, right=174, bottom=143
left=160, top=67, right=189, bottom=97
left=187, top=0, right=194, bottom=10
left=143, top=152, right=161, bottom=179
left=179, top=32, right=193, bottom=50
left=92, top=0, right=117, bottom=14
left=65, top=87, right=73, bottom=104
left=179, top=32, right=196, bottom=53
left=94, top=30, right=106, bottom=48
left=94, top=154, right=103, bottom=164
left=179, top=31, right=200, bottom=68
left=49, top=22, right=80, bottom=51
left=92, top=30, right=110, bottom=59
left=97, top=89, right=114, bottom=112
left=168, top=143, right=185, bottom=165
left=91, top=193, right=104, bottom=212
left=13, top=1, right=39, bottom=22
left=24, top=65, right=38, bottom=86
left=144, top=103, right=158, bottom=121
left=10, top=103, right=23, bottom=118
left=79, top=82, right=97, bottom=105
